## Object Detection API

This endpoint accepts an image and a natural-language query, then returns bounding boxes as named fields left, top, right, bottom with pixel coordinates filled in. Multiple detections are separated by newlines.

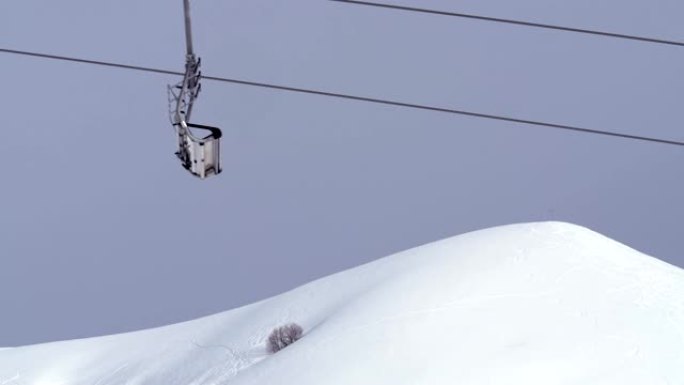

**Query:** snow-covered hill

left=1, top=222, right=683, bottom=384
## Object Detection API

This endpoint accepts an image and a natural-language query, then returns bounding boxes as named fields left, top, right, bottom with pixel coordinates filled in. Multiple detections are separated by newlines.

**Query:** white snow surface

left=1, top=222, right=683, bottom=384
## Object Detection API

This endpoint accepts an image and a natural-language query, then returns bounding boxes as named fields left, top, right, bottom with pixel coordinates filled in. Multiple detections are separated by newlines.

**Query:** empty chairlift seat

left=175, top=121, right=223, bottom=179
left=168, top=0, right=223, bottom=179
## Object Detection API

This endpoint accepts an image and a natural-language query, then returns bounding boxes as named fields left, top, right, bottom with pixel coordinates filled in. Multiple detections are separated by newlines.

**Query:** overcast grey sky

left=1, top=0, right=683, bottom=346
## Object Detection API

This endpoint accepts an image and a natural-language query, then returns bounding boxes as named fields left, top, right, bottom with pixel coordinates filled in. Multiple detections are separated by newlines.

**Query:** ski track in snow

left=92, top=364, right=130, bottom=385
left=0, top=373, right=20, bottom=385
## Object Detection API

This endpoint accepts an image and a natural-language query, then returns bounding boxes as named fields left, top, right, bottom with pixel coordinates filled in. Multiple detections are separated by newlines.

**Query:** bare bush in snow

left=267, top=323, right=304, bottom=353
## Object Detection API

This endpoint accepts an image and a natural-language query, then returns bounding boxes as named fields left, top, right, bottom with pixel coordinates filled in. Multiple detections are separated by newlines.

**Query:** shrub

left=267, top=323, right=303, bottom=353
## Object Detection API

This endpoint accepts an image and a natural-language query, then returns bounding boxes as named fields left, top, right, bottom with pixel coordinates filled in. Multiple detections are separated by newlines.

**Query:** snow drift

left=1, top=222, right=683, bottom=384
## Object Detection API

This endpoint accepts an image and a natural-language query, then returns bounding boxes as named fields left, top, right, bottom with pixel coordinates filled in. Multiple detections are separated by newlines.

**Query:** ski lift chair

left=167, top=0, right=223, bottom=179
left=176, top=121, right=222, bottom=179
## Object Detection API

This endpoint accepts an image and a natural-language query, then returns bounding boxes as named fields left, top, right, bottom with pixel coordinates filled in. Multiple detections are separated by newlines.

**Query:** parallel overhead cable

left=0, top=48, right=182, bottom=76
left=329, top=0, right=684, bottom=48
left=2, top=47, right=684, bottom=148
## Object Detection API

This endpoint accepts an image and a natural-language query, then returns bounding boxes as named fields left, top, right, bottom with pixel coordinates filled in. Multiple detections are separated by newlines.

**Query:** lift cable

left=329, top=0, right=684, bottom=48
left=2, top=47, right=683, bottom=148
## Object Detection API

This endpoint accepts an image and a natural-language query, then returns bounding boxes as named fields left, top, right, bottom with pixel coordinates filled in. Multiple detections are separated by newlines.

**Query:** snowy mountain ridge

left=1, top=222, right=683, bottom=384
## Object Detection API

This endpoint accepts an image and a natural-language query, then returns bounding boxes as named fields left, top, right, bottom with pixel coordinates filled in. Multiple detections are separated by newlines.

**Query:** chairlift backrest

left=176, top=121, right=222, bottom=179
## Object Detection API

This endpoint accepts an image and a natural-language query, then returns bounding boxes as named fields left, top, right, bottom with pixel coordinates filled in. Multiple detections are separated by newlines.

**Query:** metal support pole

left=183, top=0, right=195, bottom=57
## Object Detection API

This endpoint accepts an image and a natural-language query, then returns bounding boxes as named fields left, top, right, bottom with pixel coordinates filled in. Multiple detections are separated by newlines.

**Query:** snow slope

left=1, top=222, right=683, bottom=384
